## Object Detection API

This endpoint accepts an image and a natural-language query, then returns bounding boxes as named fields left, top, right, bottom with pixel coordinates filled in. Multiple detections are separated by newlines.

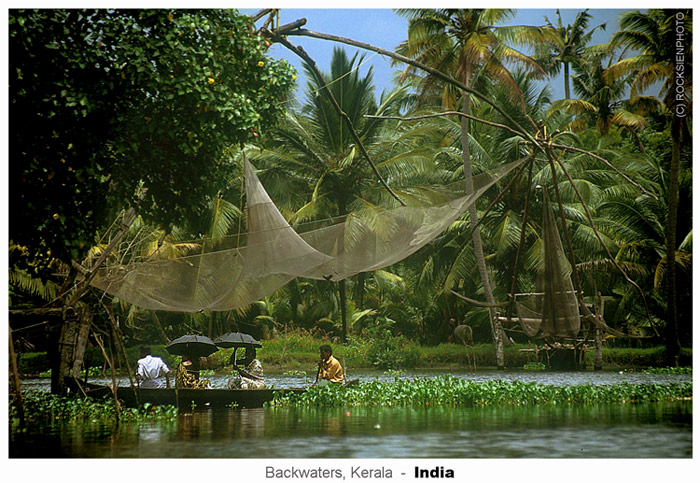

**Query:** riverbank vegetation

left=9, top=9, right=692, bottom=397
left=17, top=331, right=692, bottom=376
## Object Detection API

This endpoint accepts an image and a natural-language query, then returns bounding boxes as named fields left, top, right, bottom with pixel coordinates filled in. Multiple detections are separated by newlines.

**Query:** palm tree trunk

left=460, top=73, right=503, bottom=368
left=355, top=272, right=366, bottom=309
left=339, top=279, right=348, bottom=343
left=665, top=115, right=682, bottom=365
left=338, top=199, right=348, bottom=344
left=564, top=62, right=571, bottom=100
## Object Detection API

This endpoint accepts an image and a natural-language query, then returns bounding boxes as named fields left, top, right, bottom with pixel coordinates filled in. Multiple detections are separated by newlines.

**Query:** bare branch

left=276, top=19, right=308, bottom=35
left=252, top=9, right=273, bottom=22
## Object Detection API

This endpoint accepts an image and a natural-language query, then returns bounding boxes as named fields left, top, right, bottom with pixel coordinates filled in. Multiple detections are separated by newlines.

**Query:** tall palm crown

left=301, top=48, right=381, bottom=159
left=395, top=9, right=547, bottom=108
left=539, top=9, right=606, bottom=99
left=570, top=51, right=636, bottom=135
left=608, top=9, right=693, bottom=108
left=254, top=48, right=405, bottom=219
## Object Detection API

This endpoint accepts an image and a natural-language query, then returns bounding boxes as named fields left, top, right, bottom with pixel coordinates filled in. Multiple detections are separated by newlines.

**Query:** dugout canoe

left=65, top=378, right=306, bottom=409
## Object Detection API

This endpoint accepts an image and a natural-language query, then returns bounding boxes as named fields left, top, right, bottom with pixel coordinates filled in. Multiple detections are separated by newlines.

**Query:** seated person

left=175, top=354, right=211, bottom=389
left=228, top=347, right=265, bottom=390
left=135, top=345, right=170, bottom=388
left=316, top=344, right=344, bottom=384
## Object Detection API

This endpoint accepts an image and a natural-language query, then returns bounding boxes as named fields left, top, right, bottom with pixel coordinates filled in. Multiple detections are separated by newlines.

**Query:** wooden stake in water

left=9, top=329, right=25, bottom=427
left=342, top=356, right=347, bottom=385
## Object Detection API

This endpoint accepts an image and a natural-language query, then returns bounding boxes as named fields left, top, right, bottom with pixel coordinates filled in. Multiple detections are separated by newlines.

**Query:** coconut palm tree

left=537, top=9, right=607, bottom=100
left=546, top=47, right=646, bottom=136
left=608, top=9, right=692, bottom=364
left=594, top=150, right=692, bottom=334
left=249, top=47, right=415, bottom=342
left=395, top=9, right=546, bottom=362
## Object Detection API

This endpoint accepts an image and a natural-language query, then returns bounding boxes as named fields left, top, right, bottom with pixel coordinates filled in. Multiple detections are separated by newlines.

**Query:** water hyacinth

left=268, top=376, right=692, bottom=408
left=641, top=367, right=692, bottom=375
left=9, top=391, right=178, bottom=425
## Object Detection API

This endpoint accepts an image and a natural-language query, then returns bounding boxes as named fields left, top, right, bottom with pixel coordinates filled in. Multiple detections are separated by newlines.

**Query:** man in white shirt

left=135, top=346, right=171, bottom=388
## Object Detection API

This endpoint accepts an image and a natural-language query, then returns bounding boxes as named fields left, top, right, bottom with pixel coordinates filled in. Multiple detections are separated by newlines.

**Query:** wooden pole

left=9, top=328, right=25, bottom=427
left=594, top=294, right=604, bottom=371
left=594, top=329, right=603, bottom=371
left=99, top=298, right=137, bottom=390
left=342, top=356, right=347, bottom=385
left=495, top=315, right=505, bottom=370
left=92, top=331, right=120, bottom=424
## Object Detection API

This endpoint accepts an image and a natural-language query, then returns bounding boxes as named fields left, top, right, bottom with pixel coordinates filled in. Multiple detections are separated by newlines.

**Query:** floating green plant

left=268, top=375, right=692, bottom=408
left=283, top=369, right=307, bottom=377
left=641, top=367, right=692, bottom=375
left=9, top=391, right=178, bottom=426
left=384, top=369, right=407, bottom=376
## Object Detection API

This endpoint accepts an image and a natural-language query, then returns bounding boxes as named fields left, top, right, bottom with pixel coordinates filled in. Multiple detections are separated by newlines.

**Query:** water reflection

left=210, top=407, right=267, bottom=438
left=10, top=402, right=691, bottom=458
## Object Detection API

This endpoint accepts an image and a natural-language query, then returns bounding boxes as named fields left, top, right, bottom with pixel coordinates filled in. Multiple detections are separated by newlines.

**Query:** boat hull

left=66, top=379, right=305, bottom=409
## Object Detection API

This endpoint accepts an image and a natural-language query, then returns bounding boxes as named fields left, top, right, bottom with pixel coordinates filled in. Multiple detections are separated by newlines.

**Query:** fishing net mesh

left=90, top=157, right=524, bottom=312
left=514, top=193, right=581, bottom=338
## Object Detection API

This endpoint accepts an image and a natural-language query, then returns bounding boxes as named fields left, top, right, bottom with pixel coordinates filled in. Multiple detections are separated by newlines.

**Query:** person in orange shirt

left=316, top=344, right=344, bottom=384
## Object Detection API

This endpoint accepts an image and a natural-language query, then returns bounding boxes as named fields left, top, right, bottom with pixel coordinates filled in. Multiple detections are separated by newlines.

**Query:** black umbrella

left=166, top=335, right=219, bottom=358
left=214, top=332, right=262, bottom=349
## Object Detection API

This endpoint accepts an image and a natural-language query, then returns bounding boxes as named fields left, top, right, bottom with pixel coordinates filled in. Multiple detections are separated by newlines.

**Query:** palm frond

left=9, top=269, right=60, bottom=303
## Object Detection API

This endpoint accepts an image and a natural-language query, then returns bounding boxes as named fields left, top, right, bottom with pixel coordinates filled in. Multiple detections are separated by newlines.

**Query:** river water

left=10, top=370, right=692, bottom=459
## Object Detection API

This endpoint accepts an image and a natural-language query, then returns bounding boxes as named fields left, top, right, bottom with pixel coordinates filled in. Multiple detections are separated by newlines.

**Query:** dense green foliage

left=9, top=9, right=295, bottom=272
left=269, top=375, right=692, bottom=407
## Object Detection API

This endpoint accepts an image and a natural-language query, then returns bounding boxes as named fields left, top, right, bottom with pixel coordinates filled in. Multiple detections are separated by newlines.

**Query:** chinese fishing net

left=90, top=156, right=525, bottom=312
left=514, top=192, right=581, bottom=338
